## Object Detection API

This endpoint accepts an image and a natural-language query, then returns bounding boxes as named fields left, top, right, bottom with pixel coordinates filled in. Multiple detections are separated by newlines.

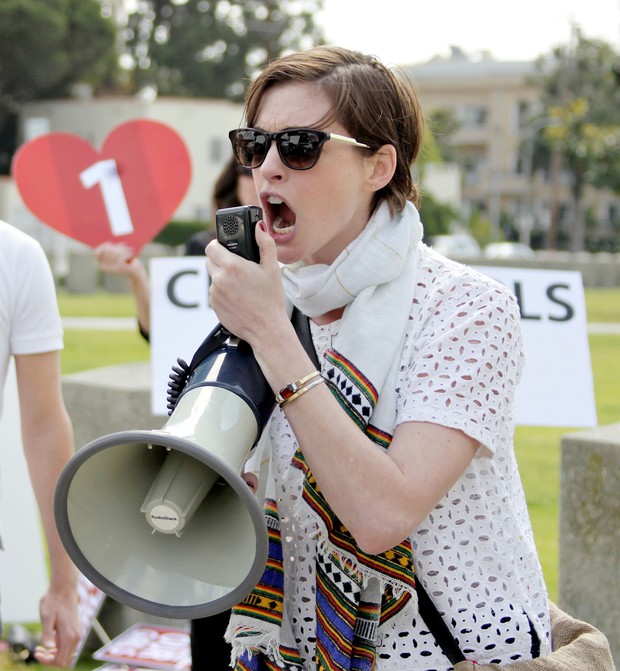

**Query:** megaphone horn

left=54, top=330, right=274, bottom=620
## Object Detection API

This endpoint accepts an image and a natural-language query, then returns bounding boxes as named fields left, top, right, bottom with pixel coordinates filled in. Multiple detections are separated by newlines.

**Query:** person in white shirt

left=0, top=220, right=81, bottom=667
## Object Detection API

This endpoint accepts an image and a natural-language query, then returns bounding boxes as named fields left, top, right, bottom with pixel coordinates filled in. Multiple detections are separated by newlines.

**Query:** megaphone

left=54, top=326, right=274, bottom=620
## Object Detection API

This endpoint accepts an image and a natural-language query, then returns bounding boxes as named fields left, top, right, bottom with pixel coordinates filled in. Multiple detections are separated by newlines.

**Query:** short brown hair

left=243, top=46, right=425, bottom=211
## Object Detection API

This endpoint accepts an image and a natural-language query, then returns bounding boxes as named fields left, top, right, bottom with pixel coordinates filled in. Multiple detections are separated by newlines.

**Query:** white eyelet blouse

left=264, top=244, right=551, bottom=670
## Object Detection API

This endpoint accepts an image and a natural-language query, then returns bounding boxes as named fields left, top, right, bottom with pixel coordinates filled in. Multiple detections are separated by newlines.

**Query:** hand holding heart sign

left=12, top=119, right=192, bottom=254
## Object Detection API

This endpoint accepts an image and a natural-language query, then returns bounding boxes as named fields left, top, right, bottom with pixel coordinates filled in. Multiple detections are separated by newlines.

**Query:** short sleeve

left=397, top=275, right=524, bottom=456
left=11, top=239, right=63, bottom=355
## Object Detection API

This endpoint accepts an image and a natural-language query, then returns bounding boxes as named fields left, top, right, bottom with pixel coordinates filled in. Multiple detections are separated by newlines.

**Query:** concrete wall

left=62, top=242, right=177, bottom=294
left=559, top=423, right=620, bottom=667
left=471, top=253, right=620, bottom=288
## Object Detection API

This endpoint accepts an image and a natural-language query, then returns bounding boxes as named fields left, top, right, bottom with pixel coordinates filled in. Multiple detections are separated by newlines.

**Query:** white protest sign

left=150, top=257, right=218, bottom=416
left=473, top=266, right=597, bottom=428
left=150, top=259, right=597, bottom=428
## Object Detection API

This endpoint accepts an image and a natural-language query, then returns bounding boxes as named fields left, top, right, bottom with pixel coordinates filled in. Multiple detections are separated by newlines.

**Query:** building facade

left=405, top=50, right=619, bottom=249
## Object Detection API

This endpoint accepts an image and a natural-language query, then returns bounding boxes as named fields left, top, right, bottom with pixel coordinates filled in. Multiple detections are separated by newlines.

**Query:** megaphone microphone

left=55, top=206, right=276, bottom=620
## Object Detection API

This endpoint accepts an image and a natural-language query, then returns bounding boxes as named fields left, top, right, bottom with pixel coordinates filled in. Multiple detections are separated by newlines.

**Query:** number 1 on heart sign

left=80, top=159, right=134, bottom=236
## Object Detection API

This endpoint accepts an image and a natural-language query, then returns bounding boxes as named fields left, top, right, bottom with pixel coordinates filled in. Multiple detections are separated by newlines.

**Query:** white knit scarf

left=281, top=200, right=423, bottom=431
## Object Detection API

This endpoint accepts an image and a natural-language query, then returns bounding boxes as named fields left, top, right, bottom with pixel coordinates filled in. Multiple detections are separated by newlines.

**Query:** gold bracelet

left=276, top=370, right=324, bottom=408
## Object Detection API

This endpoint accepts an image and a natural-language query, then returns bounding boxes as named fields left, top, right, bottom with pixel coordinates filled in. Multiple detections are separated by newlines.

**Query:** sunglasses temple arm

left=329, top=133, right=370, bottom=149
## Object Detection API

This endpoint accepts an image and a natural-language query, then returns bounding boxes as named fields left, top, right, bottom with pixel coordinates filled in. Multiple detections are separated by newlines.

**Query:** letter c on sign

left=167, top=270, right=199, bottom=309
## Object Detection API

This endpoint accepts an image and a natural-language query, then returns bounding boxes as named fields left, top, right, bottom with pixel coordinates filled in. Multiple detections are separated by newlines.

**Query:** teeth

left=268, top=195, right=283, bottom=204
left=273, top=216, right=293, bottom=234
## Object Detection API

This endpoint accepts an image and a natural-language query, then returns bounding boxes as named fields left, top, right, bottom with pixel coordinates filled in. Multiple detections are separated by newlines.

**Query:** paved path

left=62, top=316, right=136, bottom=330
left=62, top=317, right=620, bottom=334
left=586, top=322, right=620, bottom=334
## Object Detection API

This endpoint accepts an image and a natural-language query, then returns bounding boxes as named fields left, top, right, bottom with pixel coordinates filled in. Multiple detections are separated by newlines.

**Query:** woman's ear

left=365, top=144, right=397, bottom=192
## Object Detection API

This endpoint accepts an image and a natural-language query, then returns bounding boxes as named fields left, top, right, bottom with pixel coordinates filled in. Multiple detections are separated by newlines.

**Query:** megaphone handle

left=188, top=323, right=233, bottom=371
left=168, top=313, right=315, bottom=415
left=167, top=323, right=233, bottom=414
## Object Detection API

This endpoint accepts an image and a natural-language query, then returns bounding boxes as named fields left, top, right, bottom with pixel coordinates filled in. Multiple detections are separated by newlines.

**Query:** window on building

left=462, top=151, right=487, bottom=184
left=456, top=105, right=488, bottom=128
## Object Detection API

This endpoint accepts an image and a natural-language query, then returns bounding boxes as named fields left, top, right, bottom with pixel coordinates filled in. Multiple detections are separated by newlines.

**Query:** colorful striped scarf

left=230, top=372, right=416, bottom=671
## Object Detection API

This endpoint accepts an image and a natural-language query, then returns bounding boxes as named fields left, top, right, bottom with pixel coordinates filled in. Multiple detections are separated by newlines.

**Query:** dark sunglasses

left=228, top=127, right=370, bottom=171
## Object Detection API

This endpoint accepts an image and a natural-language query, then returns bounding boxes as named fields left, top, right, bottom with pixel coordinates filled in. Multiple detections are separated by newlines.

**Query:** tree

left=416, top=109, right=461, bottom=238
left=529, top=30, right=620, bottom=251
left=121, top=0, right=325, bottom=100
left=0, top=0, right=117, bottom=173
left=425, top=107, right=461, bottom=163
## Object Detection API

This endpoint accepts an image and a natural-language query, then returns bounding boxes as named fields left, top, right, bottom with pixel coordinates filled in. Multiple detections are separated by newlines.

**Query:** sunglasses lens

left=279, top=130, right=323, bottom=170
left=233, top=129, right=268, bottom=168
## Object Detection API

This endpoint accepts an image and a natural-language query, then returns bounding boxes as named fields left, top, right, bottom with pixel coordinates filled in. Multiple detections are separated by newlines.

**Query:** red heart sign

left=12, top=119, right=192, bottom=254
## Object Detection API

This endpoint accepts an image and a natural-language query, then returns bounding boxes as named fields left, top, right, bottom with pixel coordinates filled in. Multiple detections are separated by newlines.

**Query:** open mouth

left=266, top=195, right=296, bottom=235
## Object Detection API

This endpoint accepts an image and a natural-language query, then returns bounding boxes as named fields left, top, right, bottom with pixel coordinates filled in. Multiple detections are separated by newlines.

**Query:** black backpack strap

left=291, top=306, right=320, bottom=368
left=416, top=580, right=466, bottom=665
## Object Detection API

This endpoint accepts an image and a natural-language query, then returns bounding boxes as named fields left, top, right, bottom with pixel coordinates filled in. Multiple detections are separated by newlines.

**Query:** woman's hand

left=206, top=223, right=289, bottom=348
left=95, top=242, right=144, bottom=279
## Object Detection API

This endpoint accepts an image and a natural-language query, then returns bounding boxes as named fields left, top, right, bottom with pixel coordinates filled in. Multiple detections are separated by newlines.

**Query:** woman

left=206, top=46, right=551, bottom=670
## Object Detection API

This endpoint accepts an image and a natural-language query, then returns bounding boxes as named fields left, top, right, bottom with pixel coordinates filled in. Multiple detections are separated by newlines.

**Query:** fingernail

left=259, top=221, right=266, bottom=232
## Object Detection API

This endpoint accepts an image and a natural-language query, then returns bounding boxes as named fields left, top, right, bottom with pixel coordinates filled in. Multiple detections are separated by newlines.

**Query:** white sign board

left=473, top=266, right=597, bottom=427
left=150, top=257, right=218, bottom=416
left=0, top=360, right=49, bottom=623
left=150, top=259, right=597, bottom=428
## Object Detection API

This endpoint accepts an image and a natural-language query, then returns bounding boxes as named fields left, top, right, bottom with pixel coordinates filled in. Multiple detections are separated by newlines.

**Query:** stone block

left=559, top=423, right=620, bottom=666
left=66, top=251, right=100, bottom=294
left=101, top=272, right=131, bottom=294
left=62, top=361, right=162, bottom=449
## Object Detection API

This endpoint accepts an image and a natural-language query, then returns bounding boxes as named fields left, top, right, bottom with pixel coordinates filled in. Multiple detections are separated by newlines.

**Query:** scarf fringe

left=225, top=620, right=303, bottom=671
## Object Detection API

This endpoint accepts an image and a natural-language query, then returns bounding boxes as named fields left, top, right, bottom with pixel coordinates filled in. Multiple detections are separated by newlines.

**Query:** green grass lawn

left=583, top=286, right=620, bottom=323
left=56, top=286, right=620, bottom=323
left=57, top=292, right=150, bottom=374
left=62, top=328, right=150, bottom=375
left=56, top=291, right=138, bottom=318
left=4, top=287, right=615, bottom=671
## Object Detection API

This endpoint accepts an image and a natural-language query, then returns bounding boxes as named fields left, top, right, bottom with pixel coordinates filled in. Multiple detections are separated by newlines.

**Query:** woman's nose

left=259, top=139, right=285, bottom=180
